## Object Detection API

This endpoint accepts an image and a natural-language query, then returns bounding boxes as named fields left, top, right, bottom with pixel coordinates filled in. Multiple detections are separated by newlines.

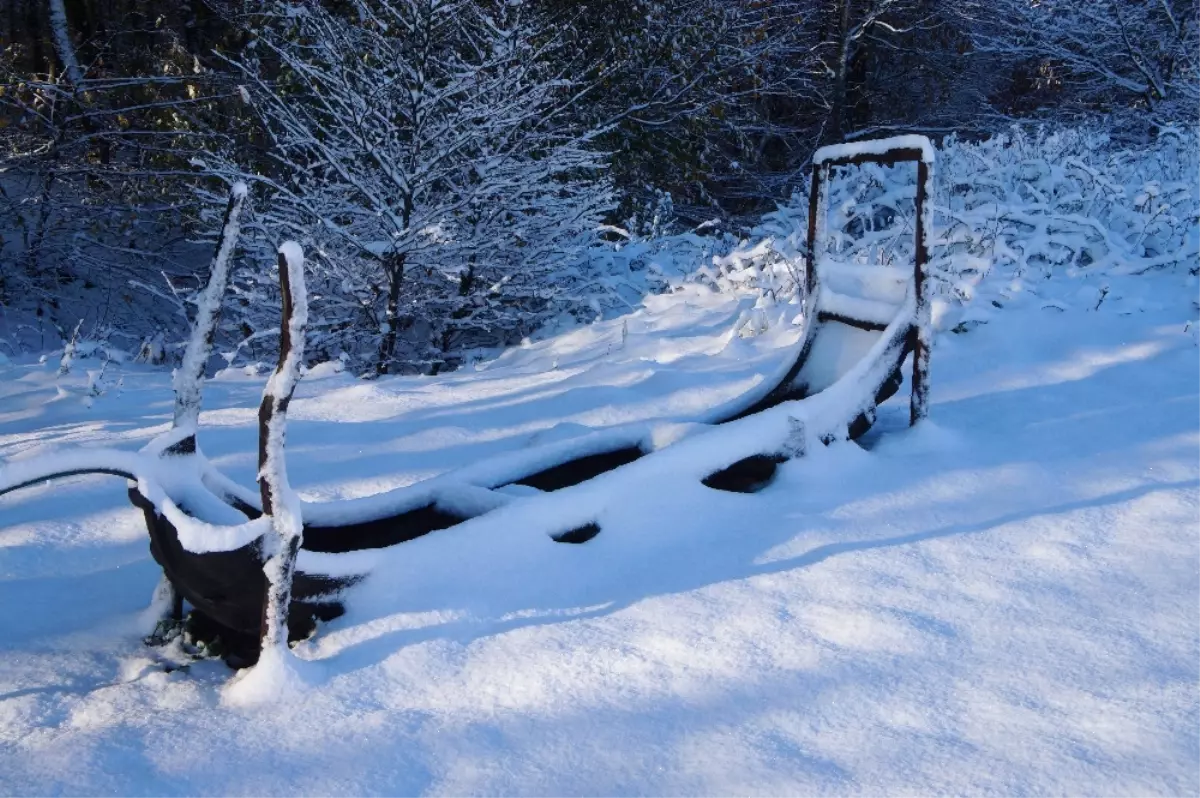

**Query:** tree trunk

left=48, top=0, right=84, bottom=86
left=25, top=165, right=58, bottom=284
left=26, top=0, right=45, bottom=74
left=846, top=37, right=871, bottom=133
left=376, top=252, right=406, bottom=375
left=825, top=0, right=853, bottom=144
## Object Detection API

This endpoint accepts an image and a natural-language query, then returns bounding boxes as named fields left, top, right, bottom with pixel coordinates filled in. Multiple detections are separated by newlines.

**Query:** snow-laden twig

left=57, top=320, right=84, bottom=376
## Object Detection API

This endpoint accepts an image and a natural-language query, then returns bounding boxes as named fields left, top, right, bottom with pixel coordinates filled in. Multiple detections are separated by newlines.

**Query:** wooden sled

left=0, top=137, right=936, bottom=664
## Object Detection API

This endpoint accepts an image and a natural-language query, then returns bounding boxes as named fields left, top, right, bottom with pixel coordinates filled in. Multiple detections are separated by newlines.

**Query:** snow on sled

left=0, top=137, right=936, bottom=665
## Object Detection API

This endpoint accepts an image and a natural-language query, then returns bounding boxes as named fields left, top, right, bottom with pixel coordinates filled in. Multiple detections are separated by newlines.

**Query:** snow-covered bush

left=937, top=126, right=1199, bottom=286
left=684, top=154, right=925, bottom=320
left=694, top=125, right=1199, bottom=328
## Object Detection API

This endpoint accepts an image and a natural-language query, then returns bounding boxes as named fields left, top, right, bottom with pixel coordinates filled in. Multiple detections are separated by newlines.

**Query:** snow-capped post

left=804, top=162, right=830, bottom=300
left=910, top=156, right=934, bottom=425
left=139, top=182, right=247, bottom=630
left=803, top=160, right=831, bottom=326
left=169, top=182, right=249, bottom=454
left=256, top=241, right=308, bottom=658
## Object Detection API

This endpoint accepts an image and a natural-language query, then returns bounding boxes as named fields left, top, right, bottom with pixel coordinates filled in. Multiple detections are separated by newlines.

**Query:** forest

left=0, top=0, right=1196, bottom=374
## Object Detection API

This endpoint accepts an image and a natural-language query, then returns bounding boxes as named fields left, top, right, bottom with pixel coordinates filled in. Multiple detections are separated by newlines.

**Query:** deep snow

left=0, top=266, right=1196, bottom=795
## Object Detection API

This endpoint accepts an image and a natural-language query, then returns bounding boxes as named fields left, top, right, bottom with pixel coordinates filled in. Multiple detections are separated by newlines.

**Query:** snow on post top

left=813, top=135, right=935, bottom=165
left=278, top=240, right=305, bottom=272
left=231, top=181, right=249, bottom=200
left=277, top=241, right=309, bottom=342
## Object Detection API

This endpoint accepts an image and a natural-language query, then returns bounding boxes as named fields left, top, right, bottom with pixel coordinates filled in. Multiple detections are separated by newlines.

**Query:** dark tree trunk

left=376, top=251, right=406, bottom=375
left=27, top=0, right=45, bottom=74
left=824, top=0, right=853, bottom=144
left=847, top=39, right=871, bottom=132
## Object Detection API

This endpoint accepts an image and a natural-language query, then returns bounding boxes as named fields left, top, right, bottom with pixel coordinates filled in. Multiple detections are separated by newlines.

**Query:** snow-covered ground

left=0, top=267, right=1196, bottom=795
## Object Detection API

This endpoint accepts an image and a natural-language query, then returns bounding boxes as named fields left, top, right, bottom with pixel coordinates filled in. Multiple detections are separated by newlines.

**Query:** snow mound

left=222, top=646, right=324, bottom=707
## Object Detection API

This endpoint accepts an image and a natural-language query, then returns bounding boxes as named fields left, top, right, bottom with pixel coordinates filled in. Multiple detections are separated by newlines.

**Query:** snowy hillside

left=0, top=259, right=1196, bottom=795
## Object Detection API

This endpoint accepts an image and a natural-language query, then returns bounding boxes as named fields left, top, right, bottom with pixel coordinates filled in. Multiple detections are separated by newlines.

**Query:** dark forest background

left=1, top=0, right=1195, bottom=372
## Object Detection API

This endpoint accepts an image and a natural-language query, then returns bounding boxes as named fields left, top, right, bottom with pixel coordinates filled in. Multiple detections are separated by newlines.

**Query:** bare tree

left=202, top=0, right=613, bottom=373
left=973, top=0, right=1199, bottom=136
left=0, top=0, right=243, bottom=346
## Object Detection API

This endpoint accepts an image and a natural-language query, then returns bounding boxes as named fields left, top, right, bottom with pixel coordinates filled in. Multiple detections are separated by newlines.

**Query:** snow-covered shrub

left=937, top=126, right=1199, bottom=287
left=54, top=320, right=134, bottom=378
left=135, top=331, right=167, bottom=366
left=57, top=320, right=84, bottom=376
left=708, top=125, right=1199, bottom=325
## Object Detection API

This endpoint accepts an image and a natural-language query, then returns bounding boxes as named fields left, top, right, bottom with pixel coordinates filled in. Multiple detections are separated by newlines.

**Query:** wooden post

left=910, top=159, right=932, bottom=426
left=257, top=244, right=307, bottom=655
left=258, top=247, right=301, bottom=518
left=168, top=183, right=248, bottom=454
left=153, top=182, right=247, bottom=625
left=805, top=165, right=822, bottom=299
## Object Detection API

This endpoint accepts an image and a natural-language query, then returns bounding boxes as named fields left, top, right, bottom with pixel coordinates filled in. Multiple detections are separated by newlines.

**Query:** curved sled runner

left=0, top=136, right=936, bottom=662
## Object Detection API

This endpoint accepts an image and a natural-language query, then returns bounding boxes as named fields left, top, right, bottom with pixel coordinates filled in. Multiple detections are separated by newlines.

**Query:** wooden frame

left=806, top=138, right=934, bottom=425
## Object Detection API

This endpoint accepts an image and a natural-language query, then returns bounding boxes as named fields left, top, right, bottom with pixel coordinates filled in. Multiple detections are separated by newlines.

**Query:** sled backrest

left=793, top=136, right=934, bottom=422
